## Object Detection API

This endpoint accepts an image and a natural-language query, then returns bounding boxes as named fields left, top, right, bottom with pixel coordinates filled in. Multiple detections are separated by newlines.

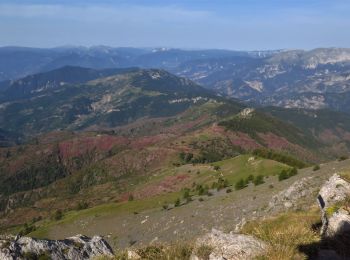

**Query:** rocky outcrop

left=317, top=174, right=350, bottom=237
left=192, top=229, right=266, bottom=260
left=0, top=234, right=113, bottom=260
left=268, top=176, right=315, bottom=211
left=318, top=174, right=350, bottom=209
left=326, top=209, right=350, bottom=237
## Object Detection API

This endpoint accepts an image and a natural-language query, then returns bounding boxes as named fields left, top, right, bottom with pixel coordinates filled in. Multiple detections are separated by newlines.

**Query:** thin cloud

left=0, top=1, right=350, bottom=49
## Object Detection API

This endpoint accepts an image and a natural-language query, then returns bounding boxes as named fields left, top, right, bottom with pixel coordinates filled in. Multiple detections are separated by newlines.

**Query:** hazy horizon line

left=1, top=45, right=349, bottom=52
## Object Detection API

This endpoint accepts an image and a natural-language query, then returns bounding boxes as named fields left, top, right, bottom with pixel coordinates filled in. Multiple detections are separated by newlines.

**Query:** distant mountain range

left=2, top=46, right=350, bottom=112
left=0, top=64, right=350, bottom=160
left=0, top=66, right=216, bottom=137
left=175, top=48, right=350, bottom=112
left=0, top=46, right=276, bottom=82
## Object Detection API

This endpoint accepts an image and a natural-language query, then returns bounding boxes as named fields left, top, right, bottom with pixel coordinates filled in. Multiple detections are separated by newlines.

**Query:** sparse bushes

left=289, top=167, right=298, bottom=177
left=226, top=188, right=232, bottom=193
left=246, top=174, right=254, bottom=182
left=313, top=165, right=320, bottom=171
left=338, top=155, right=348, bottom=161
left=278, top=170, right=289, bottom=181
left=235, top=179, right=247, bottom=190
left=253, top=175, right=265, bottom=186
left=174, top=198, right=181, bottom=207
left=76, top=201, right=88, bottom=210
left=213, top=165, right=220, bottom=171
left=31, top=216, right=42, bottom=223
left=196, top=184, right=209, bottom=196
left=183, top=189, right=190, bottom=199
left=212, top=177, right=229, bottom=191
left=183, top=189, right=192, bottom=203
left=278, top=167, right=298, bottom=181
left=128, top=194, right=134, bottom=201
left=19, top=223, right=36, bottom=236
left=179, top=152, right=194, bottom=164
left=235, top=174, right=266, bottom=190
left=252, top=148, right=307, bottom=169
left=53, top=209, right=63, bottom=221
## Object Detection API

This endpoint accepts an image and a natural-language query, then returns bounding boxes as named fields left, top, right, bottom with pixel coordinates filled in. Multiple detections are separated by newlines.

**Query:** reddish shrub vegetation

left=120, top=174, right=191, bottom=201
left=228, top=132, right=261, bottom=150
left=58, top=135, right=129, bottom=159
left=130, top=134, right=168, bottom=149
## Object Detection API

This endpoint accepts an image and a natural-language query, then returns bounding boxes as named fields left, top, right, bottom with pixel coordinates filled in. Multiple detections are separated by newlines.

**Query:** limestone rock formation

left=317, top=174, right=350, bottom=237
left=326, top=208, right=350, bottom=237
left=268, top=176, right=315, bottom=211
left=0, top=234, right=113, bottom=260
left=318, top=174, right=350, bottom=209
left=193, top=228, right=266, bottom=260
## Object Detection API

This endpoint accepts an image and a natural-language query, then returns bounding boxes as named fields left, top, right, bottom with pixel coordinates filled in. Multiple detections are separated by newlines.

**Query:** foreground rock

left=317, top=173, right=350, bottom=237
left=0, top=234, right=114, bottom=260
left=318, top=174, right=350, bottom=209
left=326, top=208, right=350, bottom=237
left=316, top=173, right=350, bottom=259
left=192, top=229, right=266, bottom=260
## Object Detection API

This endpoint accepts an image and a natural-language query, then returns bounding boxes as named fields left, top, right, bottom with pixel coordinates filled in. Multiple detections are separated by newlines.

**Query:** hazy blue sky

left=1, top=0, right=350, bottom=50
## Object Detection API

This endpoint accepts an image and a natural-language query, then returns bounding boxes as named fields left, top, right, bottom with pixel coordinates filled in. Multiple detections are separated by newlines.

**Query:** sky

left=1, top=0, right=350, bottom=50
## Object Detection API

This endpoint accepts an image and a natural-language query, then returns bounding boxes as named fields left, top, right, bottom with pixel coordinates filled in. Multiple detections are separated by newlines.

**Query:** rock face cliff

left=0, top=234, right=113, bottom=260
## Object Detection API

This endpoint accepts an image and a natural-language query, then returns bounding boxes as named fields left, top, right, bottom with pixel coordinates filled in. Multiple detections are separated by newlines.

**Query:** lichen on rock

left=0, top=234, right=113, bottom=260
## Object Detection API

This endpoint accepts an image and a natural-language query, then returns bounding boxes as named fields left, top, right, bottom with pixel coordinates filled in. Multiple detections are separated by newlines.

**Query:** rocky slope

left=175, top=48, right=350, bottom=112
left=0, top=66, right=136, bottom=100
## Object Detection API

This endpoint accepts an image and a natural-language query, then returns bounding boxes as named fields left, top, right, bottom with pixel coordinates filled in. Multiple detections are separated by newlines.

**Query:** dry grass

left=135, top=243, right=193, bottom=260
left=194, top=245, right=212, bottom=260
left=94, top=243, right=193, bottom=260
left=242, top=209, right=321, bottom=260
left=340, top=170, right=350, bottom=183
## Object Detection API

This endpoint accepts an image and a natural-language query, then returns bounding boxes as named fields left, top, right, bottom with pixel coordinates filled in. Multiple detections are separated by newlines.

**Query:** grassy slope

left=212, top=155, right=288, bottom=183
left=27, top=155, right=288, bottom=239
